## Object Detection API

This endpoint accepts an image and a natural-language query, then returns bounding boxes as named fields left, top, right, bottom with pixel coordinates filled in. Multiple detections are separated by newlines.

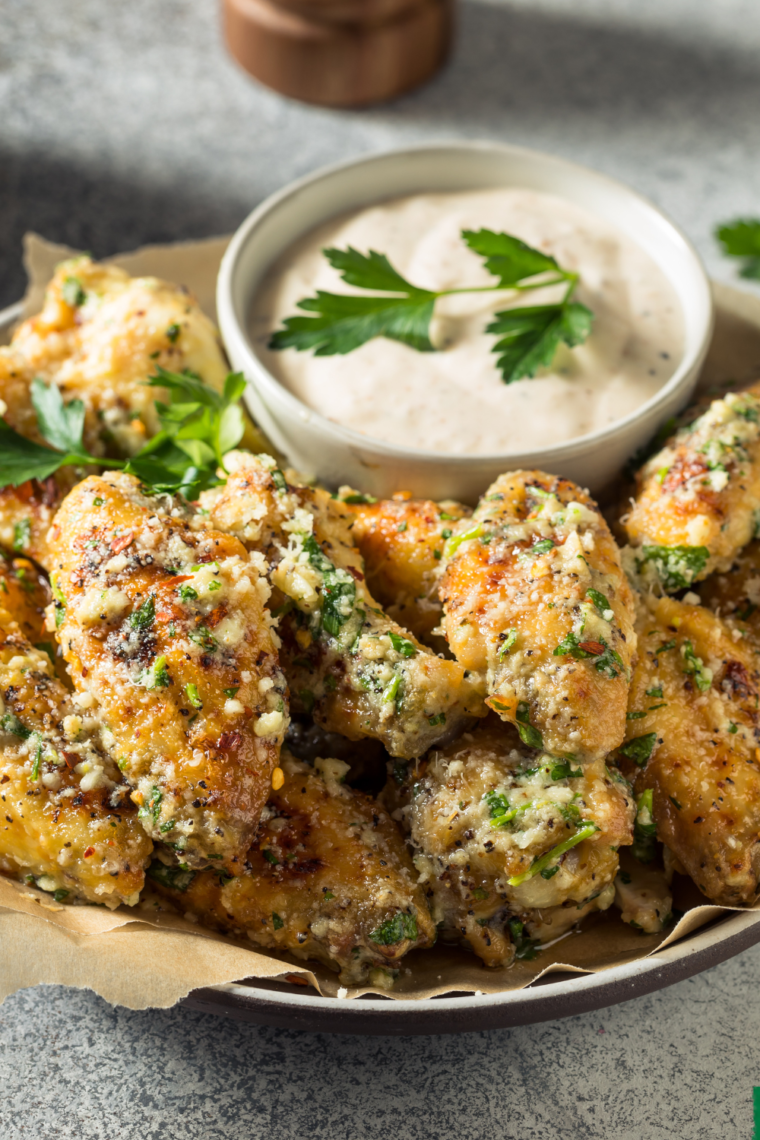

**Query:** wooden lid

left=221, top=0, right=454, bottom=107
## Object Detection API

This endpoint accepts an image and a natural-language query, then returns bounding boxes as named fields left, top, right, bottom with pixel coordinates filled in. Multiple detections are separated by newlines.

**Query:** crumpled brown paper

left=1, top=234, right=760, bottom=1011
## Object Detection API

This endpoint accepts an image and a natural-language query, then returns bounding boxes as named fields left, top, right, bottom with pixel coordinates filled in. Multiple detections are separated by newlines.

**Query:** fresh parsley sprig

left=0, top=368, right=247, bottom=500
left=269, top=230, right=593, bottom=384
left=715, top=219, right=760, bottom=281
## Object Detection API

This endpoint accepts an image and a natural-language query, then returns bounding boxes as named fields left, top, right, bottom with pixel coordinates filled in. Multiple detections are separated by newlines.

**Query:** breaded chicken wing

left=48, top=473, right=288, bottom=868
left=619, top=594, right=760, bottom=905
left=439, top=471, right=636, bottom=761
left=0, top=612, right=152, bottom=907
left=696, top=539, right=760, bottom=646
left=201, top=454, right=485, bottom=760
left=149, top=752, right=435, bottom=986
left=390, top=719, right=634, bottom=967
left=342, top=492, right=470, bottom=645
left=622, top=385, right=760, bottom=590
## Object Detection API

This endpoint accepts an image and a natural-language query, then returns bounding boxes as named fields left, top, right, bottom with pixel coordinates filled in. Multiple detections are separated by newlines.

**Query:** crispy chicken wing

left=48, top=473, right=288, bottom=868
left=149, top=752, right=435, bottom=986
left=439, top=470, right=636, bottom=761
left=390, top=719, right=634, bottom=967
left=342, top=492, right=470, bottom=646
left=201, top=454, right=485, bottom=760
left=0, top=610, right=152, bottom=907
left=696, top=539, right=760, bottom=646
left=619, top=593, right=760, bottom=905
left=622, top=385, right=760, bottom=591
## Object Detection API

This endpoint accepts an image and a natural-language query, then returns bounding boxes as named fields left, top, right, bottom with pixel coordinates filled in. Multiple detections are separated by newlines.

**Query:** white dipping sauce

left=251, top=189, right=684, bottom=456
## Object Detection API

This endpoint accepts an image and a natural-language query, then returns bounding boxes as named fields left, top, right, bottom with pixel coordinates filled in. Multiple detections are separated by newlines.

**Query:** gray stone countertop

left=2, top=2, right=760, bottom=1136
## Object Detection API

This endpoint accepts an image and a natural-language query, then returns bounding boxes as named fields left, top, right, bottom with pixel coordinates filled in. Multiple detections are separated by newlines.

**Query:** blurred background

left=2, top=0, right=760, bottom=308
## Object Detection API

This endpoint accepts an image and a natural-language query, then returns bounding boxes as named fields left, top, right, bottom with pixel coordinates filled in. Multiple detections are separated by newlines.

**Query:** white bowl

left=217, top=141, right=713, bottom=501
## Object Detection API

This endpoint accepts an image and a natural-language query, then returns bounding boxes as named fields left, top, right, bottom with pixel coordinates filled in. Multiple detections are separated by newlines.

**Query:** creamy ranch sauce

left=251, top=189, right=684, bottom=455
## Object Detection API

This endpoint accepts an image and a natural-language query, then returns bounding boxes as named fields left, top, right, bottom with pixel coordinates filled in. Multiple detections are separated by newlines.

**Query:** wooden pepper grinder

left=221, top=0, right=454, bottom=107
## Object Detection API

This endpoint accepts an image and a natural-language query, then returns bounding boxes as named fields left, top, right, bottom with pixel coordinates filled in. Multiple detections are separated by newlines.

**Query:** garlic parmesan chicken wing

left=696, top=539, right=760, bottom=646
left=49, top=473, right=288, bottom=868
left=439, top=471, right=636, bottom=761
left=0, top=610, right=152, bottom=907
left=149, top=753, right=434, bottom=985
left=391, top=720, right=634, bottom=967
left=342, top=492, right=471, bottom=645
left=201, top=454, right=484, bottom=760
left=619, top=594, right=760, bottom=906
left=622, top=384, right=760, bottom=591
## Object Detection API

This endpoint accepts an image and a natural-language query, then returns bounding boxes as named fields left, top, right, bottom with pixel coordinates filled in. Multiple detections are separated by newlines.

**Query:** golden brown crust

left=202, top=455, right=485, bottom=760
left=621, top=594, right=760, bottom=905
left=622, top=384, right=760, bottom=587
left=0, top=610, right=152, bottom=907
left=150, top=752, right=435, bottom=985
left=344, top=493, right=470, bottom=646
left=391, top=718, right=634, bottom=966
left=439, top=470, right=636, bottom=761
left=48, top=473, right=288, bottom=868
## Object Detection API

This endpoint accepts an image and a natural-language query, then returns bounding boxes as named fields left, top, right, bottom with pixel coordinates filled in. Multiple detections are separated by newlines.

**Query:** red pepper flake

left=346, top=565, right=364, bottom=582
left=218, top=731, right=242, bottom=752
left=284, top=973, right=310, bottom=987
left=62, top=751, right=79, bottom=769
left=578, top=640, right=605, bottom=655
left=111, top=531, right=134, bottom=555
left=165, top=575, right=193, bottom=585
left=83, top=846, right=95, bottom=858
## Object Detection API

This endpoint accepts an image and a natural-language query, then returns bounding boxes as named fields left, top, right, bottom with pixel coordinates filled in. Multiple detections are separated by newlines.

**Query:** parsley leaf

left=486, top=302, right=593, bottom=385
left=636, top=544, right=710, bottom=591
left=715, top=219, right=760, bottom=281
left=147, top=859, right=196, bottom=892
left=270, top=232, right=594, bottom=384
left=619, top=732, right=657, bottom=767
left=631, top=788, right=657, bottom=863
left=369, top=912, right=418, bottom=945
left=515, top=700, right=543, bottom=749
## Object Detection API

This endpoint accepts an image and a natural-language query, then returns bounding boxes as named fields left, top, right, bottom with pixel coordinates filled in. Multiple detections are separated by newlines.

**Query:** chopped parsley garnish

left=515, top=700, right=543, bottom=749
left=223, top=687, right=239, bottom=699
left=139, top=655, right=171, bottom=690
left=166, top=322, right=181, bottom=343
left=302, top=534, right=356, bottom=637
left=631, top=788, right=657, bottom=864
left=147, top=859, right=196, bottom=892
left=262, top=849, right=279, bottom=866
left=268, top=232, right=593, bottom=385
left=526, top=538, right=555, bottom=557
left=553, top=630, right=623, bottom=678
left=549, top=757, right=582, bottom=781
left=12, top=518, right=31, bottom=552
left=185, top=683, right=203, bottom=709
left=508, top=823, right=599, bottom=886
left=645, top=686, right=663, bottom=698
left=715, top=218, right=760, bottom=280
left=177, top=584, right=199, bottom=601
left=397, top=521, right=408, bottom=532
left=388, top=631, right=417, bottom=657
left=188, top=625, right=217, bottom=651
left=62, top=276, right=87, bottom=307
left=382, top=674, right=401, bottom=706
left=508, top=918, right=540, bottom=960
left=0, top=713, right=31, bottom=739
left=497, top=628, right=519, bottom=660
left=656, top=639, right=676, bottom=654
left=619, top=732, right=657, bottom=767
left=339, top=490, right=377, bottom=505
left=369, top=912, right=418, bottom=945
left=130, top=595, right=156, bottom=631
left=0, top=369, right=247, bottom=501
left=636, top=545, right=710, bottom=592
left=427, top=712, right=446, bottom=727
left=444, top=521, right=483, bottom=559
left=139, top=785, right=163, bottom=826
left=680, top=640, right=713, bottom=691
left=323, top=890, right=336, bottom=901
left=272, top=912, right=284, bottom=930
left=586, top=588, right=612, bottom=617
left=30, top=740, right=42, bottom=781
left=53, top=889, right=70, bottom=903
left=299, top=688, right=315, bottom=714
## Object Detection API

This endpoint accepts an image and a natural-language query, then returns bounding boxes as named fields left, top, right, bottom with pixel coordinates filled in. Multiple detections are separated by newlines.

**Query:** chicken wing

left=0, top=611, right=152, bottom=907
left=622, top=384, right=760, bottom=590
left=390, top=719, right=634, bottom=967
left=619, top=593, right=760, bottom=905
left=201, top=454, right=485, bottom=760
left=342, top=492, right=470, bottom=646
left=148, top=752, right=435, bottom=986
left=439, top=470, right=636, bottom=761
left=696, top=539, right=760, bottom=646
left=48, top=473, right=288, bottom=868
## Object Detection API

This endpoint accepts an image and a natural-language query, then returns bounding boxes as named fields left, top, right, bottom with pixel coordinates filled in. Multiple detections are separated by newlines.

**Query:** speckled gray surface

left=2, top=1, right=760, bottom=1135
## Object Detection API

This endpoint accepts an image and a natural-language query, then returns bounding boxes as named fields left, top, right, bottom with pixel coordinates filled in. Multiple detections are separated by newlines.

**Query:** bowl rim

left=217, top=138, right=714, bottom=468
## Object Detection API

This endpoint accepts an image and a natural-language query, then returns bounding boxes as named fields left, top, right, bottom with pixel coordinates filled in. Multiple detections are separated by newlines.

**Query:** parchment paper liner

left=0, top=233, right=758, bottom=1010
